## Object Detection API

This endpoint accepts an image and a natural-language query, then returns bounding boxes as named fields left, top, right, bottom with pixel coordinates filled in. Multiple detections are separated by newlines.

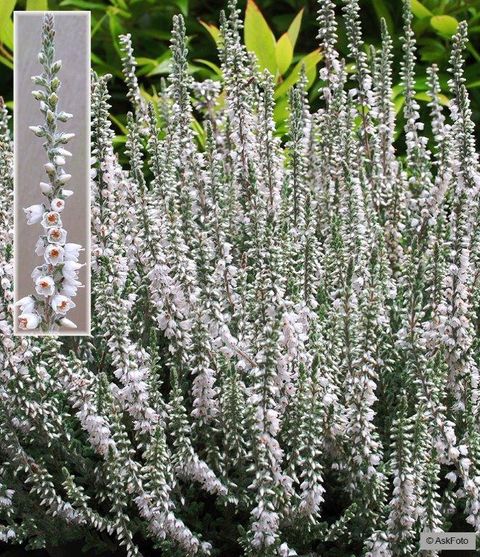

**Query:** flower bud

left=51, top=60, right=62, bottom=73
left=44, top=162, right=56, bottom=175
left=32, top=90, right=46, bottom=101
left=39, top=181, right=53, bottom=194
left=29, top=126, right=45, bottom=137
left=54, top=156, right=66, bottom=166
left=46, top=110, right=56, bottom=125
left=58, top=132, right=75, bottom=144
left=58, top=173, right=72, bottom=184
left=49, top=92, right=58, bottom=107
left=50, top=77, right=61, bottom=91
left=59, top=317, right=77, bottom=329
left=31, top=75, right=47, bottom=86
left=57, top=112, right=73, bottom=122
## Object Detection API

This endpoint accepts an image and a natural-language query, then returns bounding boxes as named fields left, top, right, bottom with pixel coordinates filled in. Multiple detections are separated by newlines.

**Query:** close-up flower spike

left=19, top=13, right=83, bottom=332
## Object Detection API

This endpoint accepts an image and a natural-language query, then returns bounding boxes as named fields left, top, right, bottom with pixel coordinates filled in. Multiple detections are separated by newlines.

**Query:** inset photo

left=14, top=11, right=90, bottom=335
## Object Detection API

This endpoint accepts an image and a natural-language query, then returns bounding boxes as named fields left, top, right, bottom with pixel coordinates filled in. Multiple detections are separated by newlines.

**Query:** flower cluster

left=1, top=1, right=480, bottom=555
left=16, top=13, right=83, bottom=332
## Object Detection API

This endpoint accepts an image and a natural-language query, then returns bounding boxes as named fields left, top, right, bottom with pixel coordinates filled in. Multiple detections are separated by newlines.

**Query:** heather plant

left=1, top=0, right=480, bottom=555
left=17, top=13, right=83, bottom=332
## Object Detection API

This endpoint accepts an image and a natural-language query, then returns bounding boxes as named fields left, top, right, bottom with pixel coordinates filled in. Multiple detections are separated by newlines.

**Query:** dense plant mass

left=1, top=0, right=480, bottom=555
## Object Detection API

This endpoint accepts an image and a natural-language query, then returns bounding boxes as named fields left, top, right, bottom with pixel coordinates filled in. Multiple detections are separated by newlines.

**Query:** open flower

left=35, top=275, right=55, bottom=297
left=41, top=211, right=62, bottom=228
left=51, top=198, right=65, bottom=212
left=44, top=244, right=65, bottom=265
left=47, top=227, right=67, bottom=245
left=64, top=243, right=83, bottom=262
left=18, top=312, right=41, bottom=330
left=62, top=261, right=84, bottom=285
left=15, top=296, right=36, bottom=314
left=24, top=204, right=44, bottom=224
left=51, top=294, right=75, bottom=315
left=61, top=282, right=83, bottom=297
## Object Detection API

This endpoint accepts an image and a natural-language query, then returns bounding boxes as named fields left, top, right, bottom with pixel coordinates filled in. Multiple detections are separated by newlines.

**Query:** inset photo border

left=14, top=11, right=90, bottom=335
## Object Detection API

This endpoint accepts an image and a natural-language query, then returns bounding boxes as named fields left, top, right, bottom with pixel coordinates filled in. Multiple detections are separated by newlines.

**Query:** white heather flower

left=60, top=282, right=82, bottom=297
left=47, top=227, right=67, bottom=245
left=35, top=275, right=55, bottom=297
left=56, top=147, right=72, bottom=157
left=44, top=244, right=65, bottom=265
left=51, top=294, right=75, bottom=315
left=62, top=189, right=73, bottom=198
left=41, top=211, right=62, bottom=228
left=64, top=243, right=83, bottom=262
left=18, top=312, right=41, bottom=330
left=62, top=261, right=84, bottom=282
left=39, top=181, right=53, bottom=194
left=54, top=155, right=66, bottom=166
left=14, top=296, right=36, bottom=313
left=23, top=204, right=44, bottom=224
left=59, top=317, right=77, bottom=329
left=51, top=198, right=65, bottom=212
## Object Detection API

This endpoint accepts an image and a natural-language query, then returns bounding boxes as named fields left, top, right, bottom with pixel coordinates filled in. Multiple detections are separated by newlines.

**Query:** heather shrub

left=1, top=0, right=479, bottom=556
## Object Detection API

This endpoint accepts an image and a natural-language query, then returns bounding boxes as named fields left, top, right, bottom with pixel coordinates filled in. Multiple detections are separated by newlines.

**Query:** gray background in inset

left=14, top=12, right=90, bottom=335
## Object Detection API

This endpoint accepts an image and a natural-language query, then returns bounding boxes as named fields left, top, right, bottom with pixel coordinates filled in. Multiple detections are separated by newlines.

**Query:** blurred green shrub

left=1, top=0, right=480, bottom=139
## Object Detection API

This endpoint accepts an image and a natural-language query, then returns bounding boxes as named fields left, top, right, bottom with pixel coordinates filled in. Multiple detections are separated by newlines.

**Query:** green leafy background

left=1, top=0, right=480, bottom=144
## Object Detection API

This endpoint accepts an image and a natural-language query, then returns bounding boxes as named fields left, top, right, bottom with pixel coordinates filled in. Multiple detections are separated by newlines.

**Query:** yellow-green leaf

left=191, top=116, right=206, bottom=147
left=415, top=91, right=449, bottom=106
left=195, top=58, right=222, bottom=76
left=26, top=0, right=49, bottom=9
left=275, top=49, right=322, bottom=99
left=0, top=0, right=15, bottom=51
left=109, top=113, right=128, bottom=134
left=411, top=0, right=432, bottom=19
left=276, top=33, right=293, bottom=76
left=394, top=95, right=405, bottom=115
left=199, top=19, right=220, bottom=45
left=287, top=8, right=303, bottom=49
left=430, top=15, right=458, bottom=37
left=0, top=55, right=13, bottom=69
left=244, top=0, right=277, bottom=75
